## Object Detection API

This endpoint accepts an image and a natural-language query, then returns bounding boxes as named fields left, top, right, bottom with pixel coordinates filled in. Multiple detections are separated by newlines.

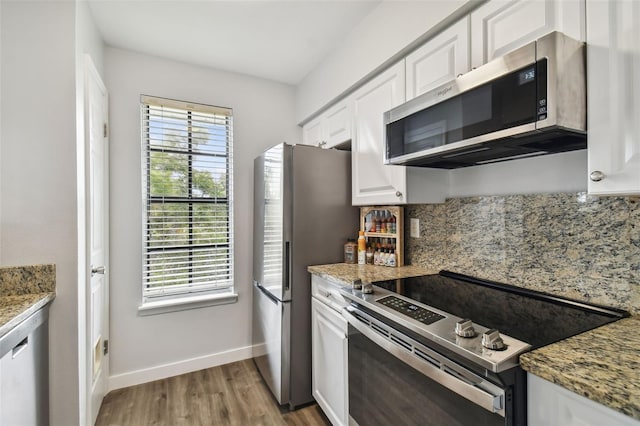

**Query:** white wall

left=105, top=47, right=300, bottom=387
left=1, top=2, right=80, bottom=425
left=295, top=0, right=469, bottom=123
left=77, top=1, right=105, bottom=76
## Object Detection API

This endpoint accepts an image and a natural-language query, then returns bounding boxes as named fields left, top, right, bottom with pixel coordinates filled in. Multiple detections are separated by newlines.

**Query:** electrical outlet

left=410, top=218, right=420, bottom=238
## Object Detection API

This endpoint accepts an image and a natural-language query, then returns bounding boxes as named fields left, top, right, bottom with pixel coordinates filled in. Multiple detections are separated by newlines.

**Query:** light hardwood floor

left=95, top=359, right=331, bottom=426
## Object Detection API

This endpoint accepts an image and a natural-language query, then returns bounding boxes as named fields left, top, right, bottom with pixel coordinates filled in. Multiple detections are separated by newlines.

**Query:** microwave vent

left=402, top=130, right=586, bottom=169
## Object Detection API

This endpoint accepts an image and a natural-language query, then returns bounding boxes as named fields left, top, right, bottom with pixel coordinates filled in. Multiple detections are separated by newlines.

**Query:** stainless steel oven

left=345, top=305, right=515, bottom=426
left=340, top=271, right=627, bottom=426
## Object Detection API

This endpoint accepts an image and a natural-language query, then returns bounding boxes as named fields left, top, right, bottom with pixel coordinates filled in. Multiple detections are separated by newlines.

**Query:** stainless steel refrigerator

left=252, top=143, right=358, bottom=409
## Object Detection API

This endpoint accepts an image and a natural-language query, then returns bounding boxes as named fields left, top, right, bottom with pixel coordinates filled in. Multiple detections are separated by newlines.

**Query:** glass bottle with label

left=344, top=239, right=357, bottom=264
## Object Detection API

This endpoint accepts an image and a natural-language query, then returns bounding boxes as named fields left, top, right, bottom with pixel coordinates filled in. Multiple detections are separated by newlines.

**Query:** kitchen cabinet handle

left=395, top=190, right=403, bottom=198
left=590, top=171, right=605, bottom=182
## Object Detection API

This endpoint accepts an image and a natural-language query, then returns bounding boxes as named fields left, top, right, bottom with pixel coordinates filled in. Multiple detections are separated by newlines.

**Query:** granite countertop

left=521, top=316, right=640, bottom=421
left=0, top=264, right=56, bottom=339
left=0, top=293, right=56, bottom=338
left=307, top=263, right=438, bottom=285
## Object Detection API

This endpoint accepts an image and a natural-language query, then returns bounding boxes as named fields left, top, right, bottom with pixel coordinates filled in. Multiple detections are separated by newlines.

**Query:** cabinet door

left=323, top=98, right=352, bottom=148
left=587, top=0, right=640, bottom=196
left=311, top=298, right=348, bottom=426
left=528, top=374, right=640, bottom=426
left=471, top=0, right=585, bottom=69
left=352, top=61, right=406, bottom=205
left=302, top=116, right=323, bottom=147
left=406, top=18, right=470, bottom=100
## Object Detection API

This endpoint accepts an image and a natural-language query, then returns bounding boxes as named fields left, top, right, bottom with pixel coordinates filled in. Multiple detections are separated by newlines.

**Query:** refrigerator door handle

left=255, top=281, right=280, bottom=305
left=284, top=241, right=291, bottom=291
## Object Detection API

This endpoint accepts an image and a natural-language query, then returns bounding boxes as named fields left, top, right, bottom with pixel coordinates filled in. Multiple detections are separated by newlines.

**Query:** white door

left=85, top=56, right=109, bottom=424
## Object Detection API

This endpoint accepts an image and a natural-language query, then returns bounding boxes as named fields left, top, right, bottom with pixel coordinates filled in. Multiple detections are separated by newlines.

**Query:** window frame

left=138, top=95, right=237, bottom=315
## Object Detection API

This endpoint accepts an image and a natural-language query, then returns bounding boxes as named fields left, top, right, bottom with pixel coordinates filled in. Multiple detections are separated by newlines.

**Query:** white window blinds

left=141, top=95, right=234, bottom=302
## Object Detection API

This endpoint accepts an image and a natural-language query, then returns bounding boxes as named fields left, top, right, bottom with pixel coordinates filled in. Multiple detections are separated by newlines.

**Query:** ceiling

left=87, top=0, right=382, bottom=85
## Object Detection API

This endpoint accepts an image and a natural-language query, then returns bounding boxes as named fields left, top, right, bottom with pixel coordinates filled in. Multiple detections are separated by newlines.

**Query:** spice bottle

left=380, top=210, right=387, bottom=233
left=357, top=231, right=366, bottom=265
left=389, top=248, right=397, bottom=267
left=366, top=244, right=374, bottom=264
left=344, top=239, right=357, bottom=264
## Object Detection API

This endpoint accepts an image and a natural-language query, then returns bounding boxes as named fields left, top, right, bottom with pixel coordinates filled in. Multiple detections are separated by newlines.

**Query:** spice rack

left=360, top=206, right=404, bottom=267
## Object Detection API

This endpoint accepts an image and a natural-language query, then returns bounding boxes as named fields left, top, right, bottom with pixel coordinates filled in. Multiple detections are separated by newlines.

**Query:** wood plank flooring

left=95, top=359, right=331, bottom=426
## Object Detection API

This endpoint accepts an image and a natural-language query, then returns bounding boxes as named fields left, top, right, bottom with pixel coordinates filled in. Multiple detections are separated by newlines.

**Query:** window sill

left=138, top=292, right=238, bottom=316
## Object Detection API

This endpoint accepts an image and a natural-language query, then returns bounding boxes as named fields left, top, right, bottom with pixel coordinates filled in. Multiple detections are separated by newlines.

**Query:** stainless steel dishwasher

left=0, top=305, right=50, bottom=426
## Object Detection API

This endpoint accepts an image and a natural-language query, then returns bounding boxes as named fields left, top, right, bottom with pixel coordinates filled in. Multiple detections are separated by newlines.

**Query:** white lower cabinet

left=528, top=374, right=640, bottom=426
left=311, top=297, right=348, bottom=426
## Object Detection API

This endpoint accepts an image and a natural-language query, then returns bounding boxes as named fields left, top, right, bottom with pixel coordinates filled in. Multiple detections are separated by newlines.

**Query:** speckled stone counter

left=307, top=263, right=438, bottom=286
left=0, top=264, right=56, bottom=339
left=521, top=316, right=640, bottom=420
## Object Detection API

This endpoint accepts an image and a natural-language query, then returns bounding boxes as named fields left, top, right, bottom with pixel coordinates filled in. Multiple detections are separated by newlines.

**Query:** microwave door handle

left=343, top=306, right=505, bottom=416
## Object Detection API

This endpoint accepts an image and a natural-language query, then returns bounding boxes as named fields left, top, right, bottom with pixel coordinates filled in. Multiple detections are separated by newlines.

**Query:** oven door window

left=348, top=324, right=505, bottom=426
left=386, top=62, right=542, bottom=161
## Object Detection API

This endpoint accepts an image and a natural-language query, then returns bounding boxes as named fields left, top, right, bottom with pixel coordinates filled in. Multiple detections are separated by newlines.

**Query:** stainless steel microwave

left=384, top=31, right=586, bottom=169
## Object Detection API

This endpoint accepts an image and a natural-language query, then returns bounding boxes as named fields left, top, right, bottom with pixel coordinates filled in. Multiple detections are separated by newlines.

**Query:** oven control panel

left=378, top=295, right=444, bottom=325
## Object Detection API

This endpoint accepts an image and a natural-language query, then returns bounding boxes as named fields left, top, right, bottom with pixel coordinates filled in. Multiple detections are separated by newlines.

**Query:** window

left=139, top=95, right=236, bottom=313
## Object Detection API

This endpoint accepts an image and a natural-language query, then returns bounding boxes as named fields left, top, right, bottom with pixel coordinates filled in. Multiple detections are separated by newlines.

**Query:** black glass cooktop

left=374, top=271, right=628, bottom=349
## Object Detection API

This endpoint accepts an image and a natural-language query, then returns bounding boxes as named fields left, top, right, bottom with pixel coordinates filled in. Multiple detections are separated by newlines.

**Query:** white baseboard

left=107, top=345, right=254, bottom=392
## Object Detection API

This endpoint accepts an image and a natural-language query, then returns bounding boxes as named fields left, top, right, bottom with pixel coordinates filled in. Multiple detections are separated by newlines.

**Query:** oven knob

left=455, top=319, right=476, bottom=337
left=482, top=329, right=506, bottom=350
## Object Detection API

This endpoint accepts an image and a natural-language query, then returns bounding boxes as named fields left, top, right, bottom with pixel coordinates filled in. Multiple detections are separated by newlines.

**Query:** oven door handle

left=343, top=305, right=506, bottom=417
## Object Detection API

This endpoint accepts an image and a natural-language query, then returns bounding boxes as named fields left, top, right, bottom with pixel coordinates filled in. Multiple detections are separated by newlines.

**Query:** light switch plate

left=410, top=218, right=420, bottom=238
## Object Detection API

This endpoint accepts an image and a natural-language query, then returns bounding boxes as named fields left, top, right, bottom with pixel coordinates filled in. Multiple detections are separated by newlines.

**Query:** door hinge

left=103, top=339, right=109, bottom=356
left=103, top=123, right=108, bottom=138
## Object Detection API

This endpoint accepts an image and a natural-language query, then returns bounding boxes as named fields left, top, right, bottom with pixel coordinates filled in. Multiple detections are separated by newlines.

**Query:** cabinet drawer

left=311, top=275, right=348, bottom=312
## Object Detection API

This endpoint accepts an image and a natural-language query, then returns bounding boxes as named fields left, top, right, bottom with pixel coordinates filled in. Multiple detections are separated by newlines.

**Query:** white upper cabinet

left=586, top=0, right=640, bottom=196
left=406, top=18, right=470, bottom=101
left=352, top=61, right=407, bottom=205
left=471, top=0, right=585, bottom=69
left=302, top=115, right=323, bottom=147
left=323, top=99, right=352, bottom=148
left=302, top=97, right=352, bottom=149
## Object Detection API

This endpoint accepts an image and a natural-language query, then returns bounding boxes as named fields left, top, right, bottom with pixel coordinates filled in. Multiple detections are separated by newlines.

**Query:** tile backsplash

left=405, top=193, right=640, bottom=314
